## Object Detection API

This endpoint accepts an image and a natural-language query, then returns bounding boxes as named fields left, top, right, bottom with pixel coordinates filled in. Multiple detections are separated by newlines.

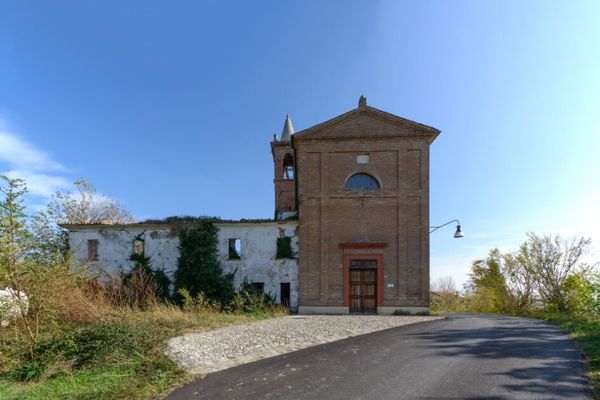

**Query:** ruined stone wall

left=68, top=225, right=180, bottom=278
left=217, top=221, right=299, bottom=310
left=67, top=221, right=299, bottom=309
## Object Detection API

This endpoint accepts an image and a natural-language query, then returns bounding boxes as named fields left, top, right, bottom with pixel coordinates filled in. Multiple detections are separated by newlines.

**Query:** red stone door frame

left=340, top=243, right=386, bottom=308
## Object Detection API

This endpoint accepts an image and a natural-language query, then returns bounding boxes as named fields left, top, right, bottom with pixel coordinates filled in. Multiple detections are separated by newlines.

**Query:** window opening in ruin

left=251, top=282, right=264, bottom=294
left=87, top=239, right=99, bottom=261
left=276, top=236, right=293, bottom=258
left=133, top=239, right=145, bottom=256
left=280, top=282, right=291, bottom=307
left=228, top=238, right=241, bottom=259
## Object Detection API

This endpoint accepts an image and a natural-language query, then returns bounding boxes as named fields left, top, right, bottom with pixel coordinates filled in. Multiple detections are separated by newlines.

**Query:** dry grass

left=1, top=263, right=287, bottom=399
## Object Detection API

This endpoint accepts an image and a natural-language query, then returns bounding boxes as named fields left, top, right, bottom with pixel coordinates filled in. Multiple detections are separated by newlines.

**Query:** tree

left=465, top=233, right=596, bottom=314
left=562, top=271, right=600, bottom=315
left=0, top=176, right=31, bottom=288
left=432, top=276, right=457, bottom=293
left=49, top=179, right=133, bottom=225
left=430, top=276, right=465, bottom=312
left=0, top=176, right=41, bottom=345
left=516, top=233, right=592, bottom=312
left=28, top=210, right=69, bottom=267
left=500, top=251, right=536, bottom=314
left=466, top=249, right=510, bottom=313
left=35, top=178, right=133, bottom=265
left=173, top=219, right=234, bottom=304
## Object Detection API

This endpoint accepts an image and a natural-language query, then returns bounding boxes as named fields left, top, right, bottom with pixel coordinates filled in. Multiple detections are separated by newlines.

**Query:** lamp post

left=429, top=219, right=464, bottom=238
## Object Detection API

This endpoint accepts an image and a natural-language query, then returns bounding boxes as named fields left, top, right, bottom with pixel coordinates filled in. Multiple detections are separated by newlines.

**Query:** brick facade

left=288, top=102, right=440, bottom=314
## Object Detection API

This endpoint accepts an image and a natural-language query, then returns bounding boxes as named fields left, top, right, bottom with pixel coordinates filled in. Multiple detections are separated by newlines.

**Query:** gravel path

left=166, top=315, right=442, bottom=375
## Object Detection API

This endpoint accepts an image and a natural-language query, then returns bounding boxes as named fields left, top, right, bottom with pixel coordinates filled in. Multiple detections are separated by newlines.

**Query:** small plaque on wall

left=386, top=283, right=395, bottom=288
left=356, top=154, right=369, bottom=164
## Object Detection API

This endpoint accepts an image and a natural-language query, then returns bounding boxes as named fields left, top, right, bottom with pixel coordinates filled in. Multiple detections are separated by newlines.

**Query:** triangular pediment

left=292, top=106, right=440, bottom=143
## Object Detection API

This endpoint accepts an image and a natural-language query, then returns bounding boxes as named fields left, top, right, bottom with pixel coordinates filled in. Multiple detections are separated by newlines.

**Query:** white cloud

left=0, top=130, right=65, bottom=172
left=4, top=170, right=72, bottom=198
left=0, top=125, right=72, bottom=199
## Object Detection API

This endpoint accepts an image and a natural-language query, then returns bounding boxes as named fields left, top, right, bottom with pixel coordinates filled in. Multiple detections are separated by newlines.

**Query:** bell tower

left=271, top=115, right=297, bottom=220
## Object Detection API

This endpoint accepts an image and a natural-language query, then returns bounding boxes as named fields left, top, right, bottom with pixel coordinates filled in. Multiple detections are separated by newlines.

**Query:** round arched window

left=344, top=173, right=381, bottom=190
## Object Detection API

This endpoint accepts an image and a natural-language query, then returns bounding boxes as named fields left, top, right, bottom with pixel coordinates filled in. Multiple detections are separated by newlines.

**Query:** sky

left=1, top=1, right=599, bottom=288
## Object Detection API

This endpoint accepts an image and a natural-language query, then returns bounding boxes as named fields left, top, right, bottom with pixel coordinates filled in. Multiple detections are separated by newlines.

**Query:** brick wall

left=271, top=141, right=296, bottom=216
left=294, top=109, right=438, bottom=309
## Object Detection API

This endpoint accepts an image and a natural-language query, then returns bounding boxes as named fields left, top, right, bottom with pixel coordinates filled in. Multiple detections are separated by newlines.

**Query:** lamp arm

left=428, top=219, right=461, bottom=235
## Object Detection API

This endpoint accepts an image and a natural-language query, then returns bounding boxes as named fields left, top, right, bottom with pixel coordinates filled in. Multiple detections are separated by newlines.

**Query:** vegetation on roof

left=136, top=216, right=283, bottom=225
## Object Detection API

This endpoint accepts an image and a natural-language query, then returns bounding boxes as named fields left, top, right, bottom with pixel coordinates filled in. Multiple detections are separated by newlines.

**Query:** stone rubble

left=166, top=315, right=442, bottom=375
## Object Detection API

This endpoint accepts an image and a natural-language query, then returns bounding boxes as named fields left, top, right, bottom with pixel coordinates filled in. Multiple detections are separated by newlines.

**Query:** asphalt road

left=165, top=314, right=592, bottom=400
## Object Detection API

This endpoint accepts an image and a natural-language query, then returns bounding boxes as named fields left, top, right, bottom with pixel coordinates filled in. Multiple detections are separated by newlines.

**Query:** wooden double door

left=349, top=259, right=377, bottom=313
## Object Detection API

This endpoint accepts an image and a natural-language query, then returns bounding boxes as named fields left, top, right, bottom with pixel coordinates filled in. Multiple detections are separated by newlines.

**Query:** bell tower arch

left=271, top=115, right=297, bottom=220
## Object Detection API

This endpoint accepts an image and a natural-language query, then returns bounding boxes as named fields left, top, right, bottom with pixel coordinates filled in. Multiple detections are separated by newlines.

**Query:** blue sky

left=1, top=1, right=599, bottom=287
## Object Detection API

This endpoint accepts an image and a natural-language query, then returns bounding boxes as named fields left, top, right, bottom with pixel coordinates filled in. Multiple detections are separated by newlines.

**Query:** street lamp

left=429, top=219, right=464, bottom=238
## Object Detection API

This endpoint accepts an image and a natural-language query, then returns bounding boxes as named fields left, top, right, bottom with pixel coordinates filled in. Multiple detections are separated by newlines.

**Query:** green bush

left=562, top=272, right=600, bottom=315
left=276, top=237, right=293, bottom=258
left=178, top=288, right=220, bottom=313
left=6, top=322, right=142, bottom=382
left=8, top=361, right=47, bottom=382
left=72, top=322, right=136, bottom=367
left=227, top=282, right=278, bottom=313
left=7, top=330, right=77, bottom=381
left=174, top=219, right=234, bottom=304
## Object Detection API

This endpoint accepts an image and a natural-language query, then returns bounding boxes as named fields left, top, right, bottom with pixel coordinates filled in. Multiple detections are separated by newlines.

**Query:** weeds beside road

left=0, top=305, right=285, bottom=400
left=540, top=313, right=600, bottom=399
left=0, top=176, right=287, bottom=399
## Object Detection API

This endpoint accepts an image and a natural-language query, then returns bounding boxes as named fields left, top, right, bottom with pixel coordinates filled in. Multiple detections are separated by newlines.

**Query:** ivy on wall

left=173, top=218, right=234, bottom=304
left=276, top=236, right=293, bottom=259
left=124, top=232, right=171, bottom=301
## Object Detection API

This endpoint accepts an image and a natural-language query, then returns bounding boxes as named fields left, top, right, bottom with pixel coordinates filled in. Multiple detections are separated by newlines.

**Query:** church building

left=65, top=97, right=440, bottom=314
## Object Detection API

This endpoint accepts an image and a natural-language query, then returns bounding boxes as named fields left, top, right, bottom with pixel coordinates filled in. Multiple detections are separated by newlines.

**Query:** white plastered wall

left=216, top=221, right=299, bottom=310
left=67, top=221, right=299, bottom=309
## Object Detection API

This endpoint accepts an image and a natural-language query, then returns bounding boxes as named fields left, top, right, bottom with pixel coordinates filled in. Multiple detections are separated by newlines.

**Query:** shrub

left=178, top=288, right=220, bottom=313
left=71, top=322, right=136, bottom=367
left=562, top=272, right=600, bottom=315
left=174, top=219, right=234, bottom=304
left=276, top=237, right=293, bottom=258
left=6, top=321, right=150, bottom=382
left=227, top=281, right=279, bottom=313
left=108, top=268, right=160, bottom=310
left=127, top=234, right=171, bottom=302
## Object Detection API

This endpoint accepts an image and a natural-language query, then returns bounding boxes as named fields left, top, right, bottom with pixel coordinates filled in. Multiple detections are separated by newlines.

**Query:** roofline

left=59, top=223, right=173, bottom=230
left=291, top=104, right=440, bottom=145
left=60, top=219, right=298, bottom=230
left=215, top=220, right=297, bottom=226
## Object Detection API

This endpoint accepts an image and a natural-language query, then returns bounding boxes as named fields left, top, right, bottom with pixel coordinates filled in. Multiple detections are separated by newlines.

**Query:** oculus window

left=344, top=173, right=380, bottom=190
